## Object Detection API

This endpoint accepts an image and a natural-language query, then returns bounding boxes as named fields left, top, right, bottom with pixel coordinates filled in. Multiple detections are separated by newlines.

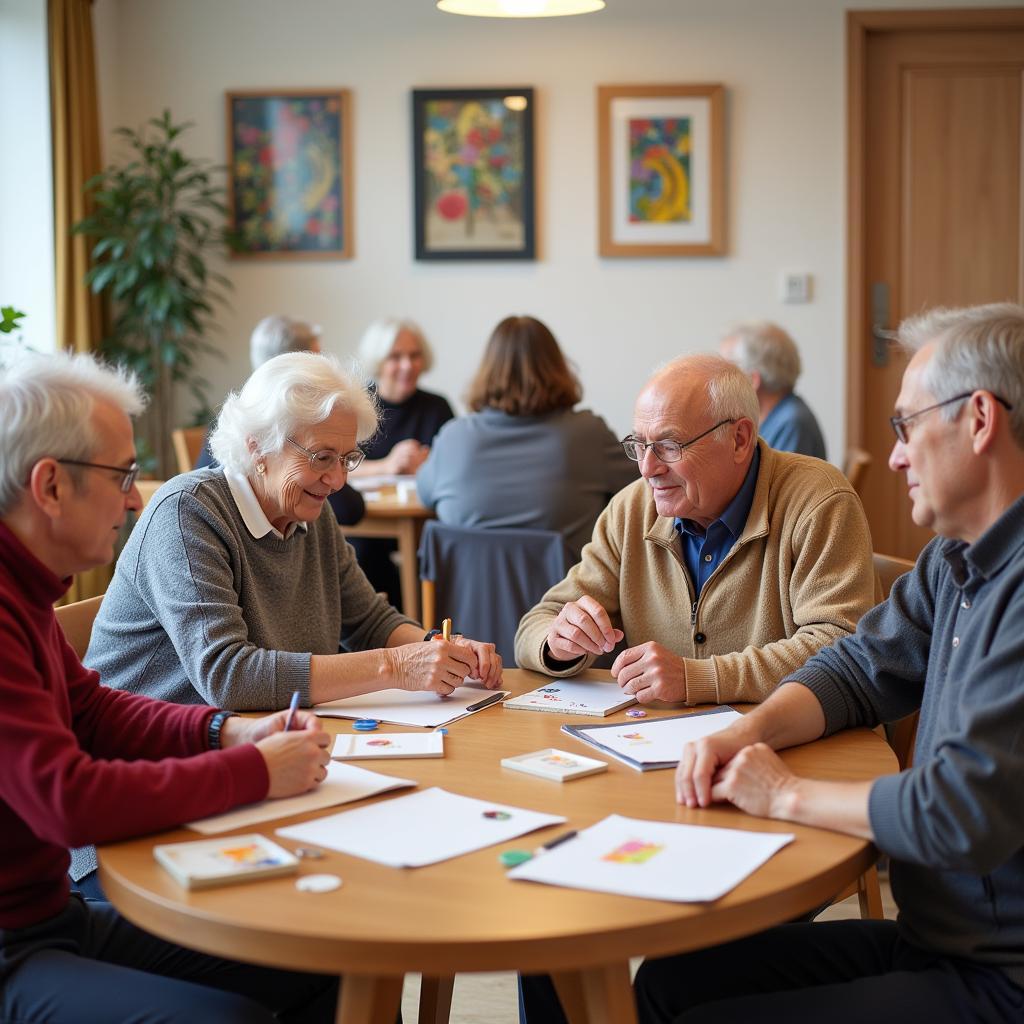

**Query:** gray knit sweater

left=86, top=470, right=414, bottom=710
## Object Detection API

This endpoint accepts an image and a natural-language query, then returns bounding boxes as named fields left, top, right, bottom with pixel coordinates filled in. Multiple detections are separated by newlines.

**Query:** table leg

left=417, top=974, right=455, bottom=1023
left=396, top=519, right=420, bottom=622
left=336, top=973, right=403, bottom=1024
left=552, top=962, right=636, bottom=1024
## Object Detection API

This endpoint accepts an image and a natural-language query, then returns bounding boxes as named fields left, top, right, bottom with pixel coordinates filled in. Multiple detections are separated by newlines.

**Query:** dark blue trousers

left=523, top=921, right=1024, bottom=1024
left=1, top=893, right=340, bottom=1024
left=635, top=920, right=1024, bottom=1024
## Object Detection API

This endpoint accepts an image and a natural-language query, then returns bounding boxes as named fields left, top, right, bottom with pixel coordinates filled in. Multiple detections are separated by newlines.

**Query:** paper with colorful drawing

left=508, top=813, right=794, bottom=902
left=502, top=679, right=636, bottom=717
left=562, top=707, right=744, bottom=770
left=276, top=787, right=566, bottom=867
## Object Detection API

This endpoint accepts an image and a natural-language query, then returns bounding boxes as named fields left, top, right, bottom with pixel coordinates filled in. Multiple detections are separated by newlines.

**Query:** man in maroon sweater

left=0, top=353, right=338, bottom=1022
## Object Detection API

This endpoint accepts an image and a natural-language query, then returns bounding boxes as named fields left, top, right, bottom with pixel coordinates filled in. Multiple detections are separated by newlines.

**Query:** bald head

left=641, top=354, right=760, bottom=429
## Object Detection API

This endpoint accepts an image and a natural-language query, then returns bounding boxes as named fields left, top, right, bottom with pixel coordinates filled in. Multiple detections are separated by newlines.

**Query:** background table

left=345, top=478, right=433, bottom=621
left=99, top=670, right=897, bottom=1024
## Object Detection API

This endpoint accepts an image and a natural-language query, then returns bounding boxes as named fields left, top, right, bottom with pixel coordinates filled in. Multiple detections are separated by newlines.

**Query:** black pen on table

left=283, top=690, right=300, bottom=732
left=537, top=830, right=579, bottom=853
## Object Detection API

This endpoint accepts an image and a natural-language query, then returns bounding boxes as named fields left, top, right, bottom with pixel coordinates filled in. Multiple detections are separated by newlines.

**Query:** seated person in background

left=0, top=351, right=338, bottom=1023
left=638, top=304, right=1024, bottom=1024
left=719, top=320, right=827, bottom=459
left=515, top=354, right=877, bottom=707
left=349, top=317, right=454, bottom=607
left=416, top=315, right=635, bottom=560
left=196, top=313, right=364, bottom=527
left=88, top=350, right=500, bottom=710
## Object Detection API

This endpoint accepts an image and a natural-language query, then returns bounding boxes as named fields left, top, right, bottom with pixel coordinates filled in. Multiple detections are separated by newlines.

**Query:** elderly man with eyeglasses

left=515, top=353, right=878, bottom=708
left=631, top=303, right=1024, bottom=1023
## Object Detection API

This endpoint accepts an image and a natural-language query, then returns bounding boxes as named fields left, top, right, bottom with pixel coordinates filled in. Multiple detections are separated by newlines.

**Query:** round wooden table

left=99, top=669, right=897, bottom=1024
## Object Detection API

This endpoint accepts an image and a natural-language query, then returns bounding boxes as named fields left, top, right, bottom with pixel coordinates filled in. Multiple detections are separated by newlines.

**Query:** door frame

left=845, top=7, right=1024, bottom=448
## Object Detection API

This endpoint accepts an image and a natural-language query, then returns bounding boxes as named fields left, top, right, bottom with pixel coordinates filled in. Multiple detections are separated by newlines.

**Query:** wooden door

left=847, top=9, right=1024, bottom=560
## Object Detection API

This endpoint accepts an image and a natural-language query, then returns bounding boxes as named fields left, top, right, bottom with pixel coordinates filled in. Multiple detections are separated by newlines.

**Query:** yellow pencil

left=442, top=617, right=452, bottom=642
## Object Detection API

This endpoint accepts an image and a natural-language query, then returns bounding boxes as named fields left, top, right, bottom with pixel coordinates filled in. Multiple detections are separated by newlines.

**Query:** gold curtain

left=49, top=0, right=111, bottom=602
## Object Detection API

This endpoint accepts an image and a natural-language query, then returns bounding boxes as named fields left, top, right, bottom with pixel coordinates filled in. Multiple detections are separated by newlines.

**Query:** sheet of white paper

left=314, top=684, right=507, bottom=728
left=276, top=787, right=566, bottom=867
left=503, top=679, right=635, bottom=716
left=509, top=814, right=794, bottom=902
left=571, top=709, right=744, bottom=765
left=185, top=762, right=416, bottom=835
left=332, top=732, right=444, bottom=759
left=346, top=473, right=416, bottom=492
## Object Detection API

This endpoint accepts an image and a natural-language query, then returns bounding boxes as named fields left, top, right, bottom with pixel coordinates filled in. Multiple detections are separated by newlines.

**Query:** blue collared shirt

left=674, top=447, right=761, bottom=596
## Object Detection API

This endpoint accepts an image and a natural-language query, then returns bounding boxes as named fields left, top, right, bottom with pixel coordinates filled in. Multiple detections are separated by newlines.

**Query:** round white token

left=296, top=873, right=343, bottom=894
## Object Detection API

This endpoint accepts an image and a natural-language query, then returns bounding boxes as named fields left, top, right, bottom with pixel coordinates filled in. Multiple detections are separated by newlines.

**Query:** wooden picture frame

left=598, top=84, right=725, bottom=257
left=412, top=87, right=535, bottom=261
left=226, top=89, right=353, bottom=259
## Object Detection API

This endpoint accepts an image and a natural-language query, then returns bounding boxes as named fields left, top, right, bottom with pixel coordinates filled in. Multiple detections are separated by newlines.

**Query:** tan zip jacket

left=514, top=443, right=880, bottom=704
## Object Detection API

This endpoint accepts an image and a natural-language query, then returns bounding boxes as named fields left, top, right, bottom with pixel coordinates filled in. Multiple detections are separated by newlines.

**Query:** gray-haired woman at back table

left=87, top=351, right=501, bottom=711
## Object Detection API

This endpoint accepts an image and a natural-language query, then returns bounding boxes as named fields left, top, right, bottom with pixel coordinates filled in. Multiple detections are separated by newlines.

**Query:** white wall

left=91, top=0, right=1019, bottom=457
left=0, top=0, right=56, bottom=354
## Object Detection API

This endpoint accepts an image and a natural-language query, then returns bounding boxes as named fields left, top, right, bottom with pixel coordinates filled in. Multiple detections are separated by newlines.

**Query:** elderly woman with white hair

left=348, top=317, right=454, bottom=605
left=86, top=351, right=501, bottom=713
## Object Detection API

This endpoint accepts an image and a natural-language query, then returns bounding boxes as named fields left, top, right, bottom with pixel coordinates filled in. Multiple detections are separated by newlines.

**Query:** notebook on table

left=502, top=679, right=636, bottom=717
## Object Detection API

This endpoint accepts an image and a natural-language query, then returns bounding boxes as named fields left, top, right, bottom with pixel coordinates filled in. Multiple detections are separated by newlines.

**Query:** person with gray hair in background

left=195, top=314, right=365, bottom=526
left=720, top=321, right=827, bottom=459
left=637, top=304, right=1024, bottom=1023
left=0, top=350, right=341, bottom=1023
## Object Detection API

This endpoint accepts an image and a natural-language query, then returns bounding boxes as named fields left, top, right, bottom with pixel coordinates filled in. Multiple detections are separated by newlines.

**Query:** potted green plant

left=74, top=110, right=231, bottom=476
left=0, top=307, right=28, bottom=365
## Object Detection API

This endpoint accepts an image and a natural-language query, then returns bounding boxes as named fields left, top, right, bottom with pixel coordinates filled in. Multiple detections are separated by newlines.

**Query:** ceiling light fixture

left=437, top=0, right=605, bottom=18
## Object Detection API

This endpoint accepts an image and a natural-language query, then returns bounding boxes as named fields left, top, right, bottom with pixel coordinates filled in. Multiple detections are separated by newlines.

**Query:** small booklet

left=153, top=833, right=299, bottom=890
left=501, top=747, right=609, bottom=782
left=332, top=732, right=444, bottom=760
left=503, top=680, right=636, bottom=717
left=562, top=707, right=744, bottom=771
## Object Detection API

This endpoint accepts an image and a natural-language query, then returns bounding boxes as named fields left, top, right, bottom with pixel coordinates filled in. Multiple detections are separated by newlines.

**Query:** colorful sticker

left=366, top=739, right=393, bottom=747
left=602, top=839, right=665, bottom=865
left=541, top=754, right=579, bottom=768
left=483, top=810, right=512, bottom=821
left=619, top=732, right=652, bottom=744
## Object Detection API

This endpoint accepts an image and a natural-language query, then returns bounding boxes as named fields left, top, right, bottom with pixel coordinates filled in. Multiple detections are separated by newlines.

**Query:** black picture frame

left=412, top=87, right=535, bottom=261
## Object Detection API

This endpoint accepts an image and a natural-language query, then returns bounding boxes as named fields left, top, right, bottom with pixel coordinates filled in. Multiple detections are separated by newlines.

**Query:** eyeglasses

left=56, top=459, right=139, bottom=493
left=285, top=436, right=366, bottom=473
left=889, top=391, right=1013, bottom=444
left=621, top=420, right=736, bottom=464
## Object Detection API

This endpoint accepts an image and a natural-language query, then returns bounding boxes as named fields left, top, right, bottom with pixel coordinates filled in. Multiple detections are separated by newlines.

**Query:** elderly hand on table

left=387, top=637, right=503, bottom=695
left=612, top=641, right=686, bottom=703
left=222, top=710, right=332, bottom=798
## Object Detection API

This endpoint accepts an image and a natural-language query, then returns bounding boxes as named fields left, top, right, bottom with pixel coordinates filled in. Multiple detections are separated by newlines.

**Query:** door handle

left=870, top=282, right=897, bottom=367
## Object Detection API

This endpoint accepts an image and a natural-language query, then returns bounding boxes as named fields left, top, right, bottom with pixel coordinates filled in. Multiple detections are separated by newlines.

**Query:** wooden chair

left=135, top=479, right=165, bottom=509
left=171, top=426, right=206, bottom=475
left=843, top=447, right=872, bottom=495
left=54, top=595, right=104, bottom=660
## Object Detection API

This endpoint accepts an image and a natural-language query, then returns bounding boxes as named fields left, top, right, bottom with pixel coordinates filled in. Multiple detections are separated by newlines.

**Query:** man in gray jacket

left=639, top=303, right=1024, bottom=1023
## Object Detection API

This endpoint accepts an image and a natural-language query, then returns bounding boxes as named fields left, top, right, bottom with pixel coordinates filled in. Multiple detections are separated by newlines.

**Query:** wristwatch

left=207, top=710, right=237, bottom=750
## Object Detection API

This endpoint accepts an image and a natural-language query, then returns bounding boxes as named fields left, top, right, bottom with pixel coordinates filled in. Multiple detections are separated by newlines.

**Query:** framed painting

left=598, top=84, right=725, bottom=257
left=226, top=89, right=352, bottom=259
left=412, top=87, right=535, bottom=261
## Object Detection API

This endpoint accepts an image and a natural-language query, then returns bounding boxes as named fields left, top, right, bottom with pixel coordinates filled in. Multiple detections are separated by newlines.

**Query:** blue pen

left=283, top=690, right=301, bottom=732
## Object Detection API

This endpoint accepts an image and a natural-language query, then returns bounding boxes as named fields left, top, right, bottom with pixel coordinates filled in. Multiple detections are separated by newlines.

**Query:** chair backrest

left=873, top=551, right=915, bottom=599
left=135, top=479, right=165, bottom=509
left=54, top=594, right=104, bottom=661
left=171, top=426, right=206, bottom=475
left=873, top=551, right=919, bottom=769
left=843, top=447, right=872, bottom=494
left=418, top=521, right=572, bottom=665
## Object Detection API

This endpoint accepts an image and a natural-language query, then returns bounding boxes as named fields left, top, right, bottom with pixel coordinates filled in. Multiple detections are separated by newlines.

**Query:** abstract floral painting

left=227, top=90, right=352, bottom=259
left=413, top=88, right=535, bottom=260
left=598, top=84, right=725, bottom=257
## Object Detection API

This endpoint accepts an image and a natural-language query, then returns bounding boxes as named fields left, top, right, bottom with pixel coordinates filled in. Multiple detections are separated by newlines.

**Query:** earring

left=256, top=462, right=267, bottom=475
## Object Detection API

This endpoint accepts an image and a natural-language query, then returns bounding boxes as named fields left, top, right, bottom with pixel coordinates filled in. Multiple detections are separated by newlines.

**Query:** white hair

left=356, top=317, right=434, bottom=379
left=249, top=315, right=321, bottom=371
left=0, top=350, right=146, bottom=516
left=210, top=351, right=379, bottom=474
left=657, top=353, right=761, bottom=436
left=899, top=302, right=1024, bottom=448
left=722, top=321, right=802, bottom=394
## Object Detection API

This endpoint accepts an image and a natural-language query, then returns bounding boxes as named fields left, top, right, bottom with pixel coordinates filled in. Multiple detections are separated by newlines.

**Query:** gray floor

left=400, top=874, right=897, bottom=1023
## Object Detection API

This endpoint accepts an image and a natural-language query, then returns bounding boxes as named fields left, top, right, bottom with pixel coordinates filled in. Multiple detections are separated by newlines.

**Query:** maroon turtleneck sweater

left=0, top=521, right=267, bottom=929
